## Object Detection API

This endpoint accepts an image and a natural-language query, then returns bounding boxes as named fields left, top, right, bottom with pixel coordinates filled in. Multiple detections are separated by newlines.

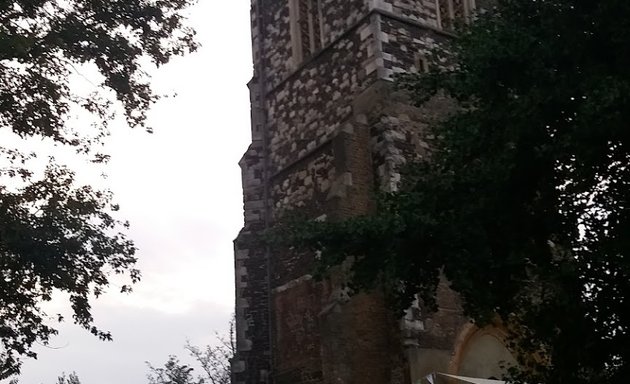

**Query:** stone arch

left=448, top=323, right=517, bottom=380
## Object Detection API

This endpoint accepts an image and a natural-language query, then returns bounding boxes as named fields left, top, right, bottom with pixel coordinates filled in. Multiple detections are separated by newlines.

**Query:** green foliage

left=0, top=0, right=197, bottom=378
left=56, top=372, right=81, bottom=384
left=147, top=356, right=204, bottom=384
left=185, top=335, right=233, bottom=384
left=148, top=318, right=235, bottom=384
left=281, top=1, right=630, bottom=383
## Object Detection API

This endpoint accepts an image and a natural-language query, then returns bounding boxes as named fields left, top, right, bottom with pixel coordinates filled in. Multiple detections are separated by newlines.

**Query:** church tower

left=233, top=1, right=514, bottom=384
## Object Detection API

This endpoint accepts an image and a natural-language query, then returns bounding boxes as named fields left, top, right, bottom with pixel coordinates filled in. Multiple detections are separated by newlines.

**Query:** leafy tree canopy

left=0, top=0, right=197, bottom=378
left=147, top=356, right=204, bottom=384
left=147, top=318, right=235, bottom=384
left=5, top=370, right=81, bottom=384
left=56, top=372, right=81, bottom=384
left=282, top=0, right=630, bottom=383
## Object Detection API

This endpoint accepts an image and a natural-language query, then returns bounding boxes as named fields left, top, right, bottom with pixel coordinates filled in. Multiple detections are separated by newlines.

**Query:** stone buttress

left=233, top=1, right=515, bottom=384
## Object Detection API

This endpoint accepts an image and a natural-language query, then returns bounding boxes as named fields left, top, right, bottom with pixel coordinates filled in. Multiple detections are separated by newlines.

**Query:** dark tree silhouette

left=0, top=0, right=197, bottom=377
left=282, top=1, right=630, bottom=383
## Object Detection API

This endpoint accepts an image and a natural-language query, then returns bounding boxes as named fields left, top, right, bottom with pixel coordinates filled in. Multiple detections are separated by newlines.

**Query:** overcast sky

left=13, top=2, right=252, bottom=383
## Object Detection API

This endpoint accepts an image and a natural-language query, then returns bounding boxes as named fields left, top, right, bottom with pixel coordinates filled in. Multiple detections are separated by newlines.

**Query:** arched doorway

left=450, top=325, right=517, bottom=380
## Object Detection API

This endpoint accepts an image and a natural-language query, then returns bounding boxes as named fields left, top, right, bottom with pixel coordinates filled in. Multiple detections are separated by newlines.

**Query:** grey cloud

left=19, top=304, right=232, bottom=384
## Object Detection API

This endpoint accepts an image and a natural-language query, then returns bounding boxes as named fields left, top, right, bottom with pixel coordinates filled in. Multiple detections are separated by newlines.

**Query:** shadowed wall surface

left=233, top=1, right=515, bottom=383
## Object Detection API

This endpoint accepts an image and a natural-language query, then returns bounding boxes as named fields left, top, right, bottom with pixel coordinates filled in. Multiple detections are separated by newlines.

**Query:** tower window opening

left=437, top=0, right=475, bottom=31
left=290, top=0, right=324, bottom=65
left=415, top=54, right=430, bottom=73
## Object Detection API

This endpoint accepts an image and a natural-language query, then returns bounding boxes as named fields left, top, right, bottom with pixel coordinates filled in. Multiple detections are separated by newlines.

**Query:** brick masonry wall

left=235, top=1, right=480, bottom=384
left=376, top=0, right=441, bottom=26
left=270, top=147, right=335, bottom=218
left=266, top=18, right=378, bottom=174
left=381, top=16, right=450, bottom=73
left=320, top=0, right=369, bottom=44
left=258, top=0, right=370, bottom=92
left=233, top=68, right=272, bottom=383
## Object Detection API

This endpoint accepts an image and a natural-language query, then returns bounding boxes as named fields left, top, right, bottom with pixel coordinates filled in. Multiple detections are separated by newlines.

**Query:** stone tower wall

left=233, top=2, right=488, bottom=384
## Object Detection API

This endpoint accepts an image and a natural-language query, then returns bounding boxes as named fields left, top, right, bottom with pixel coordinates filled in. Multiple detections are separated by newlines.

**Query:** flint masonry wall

left=234, top=1, right=484, bottom=384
